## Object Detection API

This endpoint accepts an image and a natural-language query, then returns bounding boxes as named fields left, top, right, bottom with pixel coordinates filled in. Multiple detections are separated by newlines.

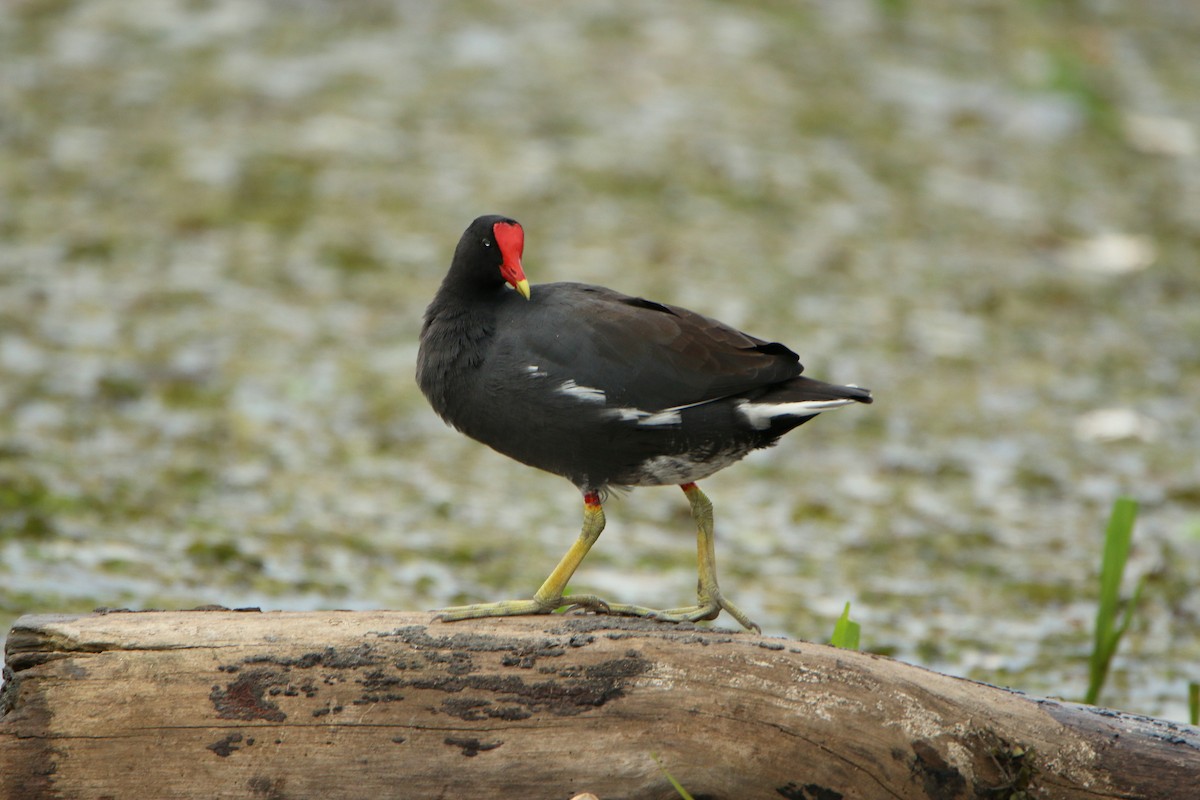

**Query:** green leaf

left=831, top=601, right=861, bottom=650
left=1085, top=497, right=1139, bottom=705
left=1189, top=682, right=1199, bottom=727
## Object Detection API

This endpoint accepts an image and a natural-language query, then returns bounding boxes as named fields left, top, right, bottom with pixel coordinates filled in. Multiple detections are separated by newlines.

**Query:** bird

left=417, top=214, right=872, bottom=632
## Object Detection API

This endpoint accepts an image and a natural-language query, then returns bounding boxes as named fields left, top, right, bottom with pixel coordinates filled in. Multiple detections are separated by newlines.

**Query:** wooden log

left=1, top=610, right=1196, bottom=799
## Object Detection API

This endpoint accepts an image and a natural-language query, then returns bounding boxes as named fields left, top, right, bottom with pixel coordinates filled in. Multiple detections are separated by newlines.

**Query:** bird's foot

left=433, top=593, right=612, bottom=622
left=585, top=590, right=762, bottom=634
left=654, top=601, right=761, bottom=634
left=436, top=591, right=760, bottom=633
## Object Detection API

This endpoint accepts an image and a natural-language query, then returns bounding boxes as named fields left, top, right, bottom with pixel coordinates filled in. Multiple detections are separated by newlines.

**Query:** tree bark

left=1, top=610, right=1196, bottom=799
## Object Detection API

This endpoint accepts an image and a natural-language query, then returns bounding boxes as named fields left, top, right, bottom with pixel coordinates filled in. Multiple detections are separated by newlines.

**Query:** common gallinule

left=417, top=215, right=872, bottom=632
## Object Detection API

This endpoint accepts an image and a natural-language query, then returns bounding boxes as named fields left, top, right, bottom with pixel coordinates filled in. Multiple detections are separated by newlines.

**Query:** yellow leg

left=579, top=484, right=761, bottom=633
left=435, top=485, right=761, bottom=634
left=434, top=494, right=612, bottom=621
left=681, top=483, right=761, bottom=632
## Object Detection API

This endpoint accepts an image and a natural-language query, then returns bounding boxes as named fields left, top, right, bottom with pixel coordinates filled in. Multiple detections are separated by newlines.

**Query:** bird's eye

left=482, top=239, right=492, bottom=247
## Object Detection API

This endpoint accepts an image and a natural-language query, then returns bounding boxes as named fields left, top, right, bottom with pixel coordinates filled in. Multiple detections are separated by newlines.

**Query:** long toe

left=434, top=596, right=565, bottom=621
left=574, top=597, right=761, bottom=633
left=702, top=589, right=761, bottom=633
left=662, top=591, right=761, bottom=633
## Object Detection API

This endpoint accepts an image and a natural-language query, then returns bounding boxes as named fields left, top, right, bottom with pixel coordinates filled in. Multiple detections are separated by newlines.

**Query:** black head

left=446, top=215, right=530, bottom=299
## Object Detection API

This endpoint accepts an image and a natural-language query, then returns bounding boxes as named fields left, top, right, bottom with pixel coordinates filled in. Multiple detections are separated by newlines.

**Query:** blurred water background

left=2, top=0, right=1198, bottom=720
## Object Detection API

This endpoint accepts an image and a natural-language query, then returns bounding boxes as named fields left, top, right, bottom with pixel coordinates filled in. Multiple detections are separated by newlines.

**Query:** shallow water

left=2, top=0, right=1198, bottom=721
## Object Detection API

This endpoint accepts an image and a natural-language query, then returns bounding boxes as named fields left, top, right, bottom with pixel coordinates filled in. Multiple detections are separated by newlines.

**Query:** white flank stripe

left=605, top=407, right=682, bottom=427
left=638, top=410, right=682, bottom=426
left=606, top=396, right=726, bottom=427
left=737, top=398, right=857, bottom=430
left=558, top=379, right=607, bottom=403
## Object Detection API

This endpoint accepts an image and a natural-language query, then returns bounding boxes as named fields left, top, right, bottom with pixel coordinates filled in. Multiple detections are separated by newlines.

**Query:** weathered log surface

left=1, top=610, right=1196, bottom=799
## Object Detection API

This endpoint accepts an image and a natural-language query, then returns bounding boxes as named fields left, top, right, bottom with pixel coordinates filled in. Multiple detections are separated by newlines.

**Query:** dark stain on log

left=383, top=625, right=544, bottom=653
left=203, top=626, right=651, bottom=722
left=247, top=775, right=290, bottom=799
left=499, top=642, right=568, bottom=671
left=775, top=782, right=844, bottom=800
left=427, top=649, right=477, bottom=675
left=973, top=739, right=1037, bottom=799
left=311, top=704, right=344, bottom=718
left=382, top=625, right=584, bottom=670
left=369, top=624, right=651, bottom=718
left=443, top=736, right=502, bottom=757
left=243, top=643, right=382, bottom=670
left=354, top=669, right=405, bottom=705
left=210, top=669, right=288, bottom=722
left=409, top=654, right=651, bottom=720
left=207, top=732, right=244, bottom=757
left=910, top=739, right=967, bottom=799
left=212, top=645, right=387, bottom=717
left=442, top=695, right=533, bottom=721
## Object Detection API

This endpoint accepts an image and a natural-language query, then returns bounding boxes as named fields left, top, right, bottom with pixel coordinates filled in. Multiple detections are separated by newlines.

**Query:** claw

left=562, top=594, right=612, bottom=615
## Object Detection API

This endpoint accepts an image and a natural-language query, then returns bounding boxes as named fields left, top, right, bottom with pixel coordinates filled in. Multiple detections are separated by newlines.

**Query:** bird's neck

left=422, top=288, right=497, bottom=356
left=417, top=287, right=502, bottom=419
left=439, top=264, right=507, bottom=303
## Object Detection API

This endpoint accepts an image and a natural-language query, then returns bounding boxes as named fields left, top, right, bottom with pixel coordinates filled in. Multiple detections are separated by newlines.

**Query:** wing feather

left=508, top=283, right=804, bottom=411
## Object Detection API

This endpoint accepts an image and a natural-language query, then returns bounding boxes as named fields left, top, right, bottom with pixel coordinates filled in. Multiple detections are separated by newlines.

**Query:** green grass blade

left=831, top=601, right=861, bottom=650
left=651, top=753, right=696, bottom=800
left=1189, top=682, right=1198, bottom=727
left=1085, top=497, right=1138, bottom=705
left=1114, top=577, right=1144, bottom=641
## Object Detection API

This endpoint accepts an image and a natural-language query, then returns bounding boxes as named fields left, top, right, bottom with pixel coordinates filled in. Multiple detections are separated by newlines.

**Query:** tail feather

left=737, top=376, right=871, bottom=430
left=773, top=376, right=872, bottom=404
